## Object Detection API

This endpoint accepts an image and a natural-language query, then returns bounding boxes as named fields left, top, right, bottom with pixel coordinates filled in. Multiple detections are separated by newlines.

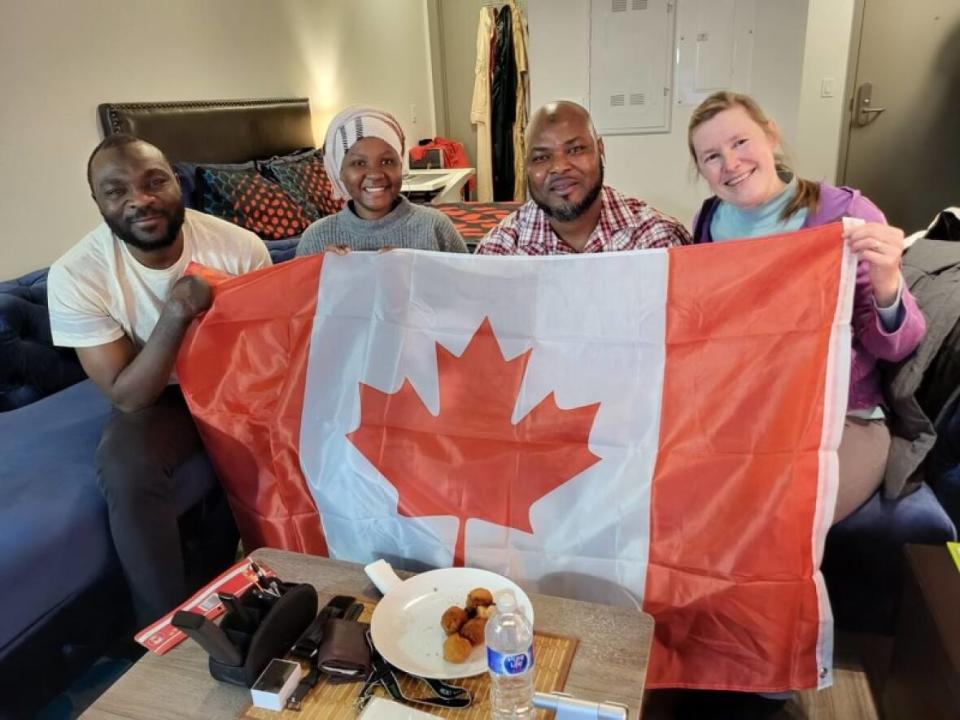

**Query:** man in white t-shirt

left=48, top=134, right=272, bottom=625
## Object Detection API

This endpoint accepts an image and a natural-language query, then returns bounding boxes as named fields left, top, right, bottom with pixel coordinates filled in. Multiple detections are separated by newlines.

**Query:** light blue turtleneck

left=710, top=176, right=808, bottom=241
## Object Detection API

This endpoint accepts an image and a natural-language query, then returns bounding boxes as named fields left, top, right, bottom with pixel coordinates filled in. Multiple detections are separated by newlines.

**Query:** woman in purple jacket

left=687, top=91, right=926, bottom=522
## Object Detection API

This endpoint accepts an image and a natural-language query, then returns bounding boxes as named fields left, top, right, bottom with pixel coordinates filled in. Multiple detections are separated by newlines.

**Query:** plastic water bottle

left=485, top=589, right=534, bottom=719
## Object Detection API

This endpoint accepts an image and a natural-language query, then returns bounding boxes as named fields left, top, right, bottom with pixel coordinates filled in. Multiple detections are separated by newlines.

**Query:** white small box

left=250, top=659, right=301, bottom=711
left=359, top=697, right=437, bottom=719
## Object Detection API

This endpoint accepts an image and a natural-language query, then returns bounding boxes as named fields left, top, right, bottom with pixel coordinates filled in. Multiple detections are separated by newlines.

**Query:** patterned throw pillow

left=261, top=150, right=345, bottom=220
left=198, top=163, right=311, bottom=240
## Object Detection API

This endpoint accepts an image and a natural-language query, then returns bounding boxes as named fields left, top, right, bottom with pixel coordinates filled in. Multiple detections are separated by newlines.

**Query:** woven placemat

left=242, top=604, right=577, bottom=720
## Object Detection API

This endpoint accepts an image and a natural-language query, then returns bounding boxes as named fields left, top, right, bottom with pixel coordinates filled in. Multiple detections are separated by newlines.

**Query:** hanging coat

left=470, top=6, right=496, bottom=203
left=491, top=5, right=517, bottom=202
left=509, top=0, right=529, bottom=202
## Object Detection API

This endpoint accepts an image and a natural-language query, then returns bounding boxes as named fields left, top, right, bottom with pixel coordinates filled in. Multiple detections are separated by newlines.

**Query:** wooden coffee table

left=81, top=548, right=653, bottom=719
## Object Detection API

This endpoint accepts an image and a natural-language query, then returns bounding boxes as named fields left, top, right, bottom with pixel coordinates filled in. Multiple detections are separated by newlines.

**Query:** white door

left=840, top=0, right=960, bottom=232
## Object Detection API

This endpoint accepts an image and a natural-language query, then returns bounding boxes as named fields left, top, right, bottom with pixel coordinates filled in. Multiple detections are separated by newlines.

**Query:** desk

left=402, top=168, right=475, bottom=204
left=82, top=549, right=653, bottom=719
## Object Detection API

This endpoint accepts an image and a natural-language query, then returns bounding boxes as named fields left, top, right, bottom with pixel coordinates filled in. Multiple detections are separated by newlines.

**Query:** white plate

left=369, top=566, right=534, bottom=680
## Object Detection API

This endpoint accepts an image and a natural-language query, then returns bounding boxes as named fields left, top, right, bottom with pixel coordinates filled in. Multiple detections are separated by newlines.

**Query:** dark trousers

left=95, top=386, right=227, bottom=627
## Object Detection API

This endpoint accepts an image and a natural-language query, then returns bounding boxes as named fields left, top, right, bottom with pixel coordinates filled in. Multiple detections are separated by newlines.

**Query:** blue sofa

left=930, top=396, right=960, bottom=523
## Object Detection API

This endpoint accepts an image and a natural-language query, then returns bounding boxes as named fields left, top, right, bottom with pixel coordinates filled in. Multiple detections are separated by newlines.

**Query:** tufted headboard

left=96, top=97, right=315, bottom=164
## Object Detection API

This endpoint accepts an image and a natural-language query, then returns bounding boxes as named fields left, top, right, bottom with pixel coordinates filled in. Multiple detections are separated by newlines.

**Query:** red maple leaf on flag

left=347, top=317, right=601, bottom=566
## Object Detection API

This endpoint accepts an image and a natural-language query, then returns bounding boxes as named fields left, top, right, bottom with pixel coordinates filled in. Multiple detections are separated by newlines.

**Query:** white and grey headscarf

left=322, top=106, right=406, bottom=200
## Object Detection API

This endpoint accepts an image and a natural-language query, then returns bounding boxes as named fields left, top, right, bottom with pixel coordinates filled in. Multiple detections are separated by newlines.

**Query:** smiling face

left=90, top=141, right=185, bottom=253
left=690, top=105, right=785, bottom=210
left=526, top=105, right=605, bottom=222
left=339, top=137, right=403, bottom=220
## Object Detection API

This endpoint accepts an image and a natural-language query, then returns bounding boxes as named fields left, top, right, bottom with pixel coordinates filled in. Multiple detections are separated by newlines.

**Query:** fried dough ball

left=460, top=616, right=487, bottom=646
left=466, top=587, right=494, bottom=610
left=443, top=633, right=473, bottom=663
left=441, top=606, right=468, bottom=635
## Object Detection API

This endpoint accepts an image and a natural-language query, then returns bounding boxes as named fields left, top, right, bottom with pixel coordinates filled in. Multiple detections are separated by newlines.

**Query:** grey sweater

left=295, top=197, right=467, bottom=256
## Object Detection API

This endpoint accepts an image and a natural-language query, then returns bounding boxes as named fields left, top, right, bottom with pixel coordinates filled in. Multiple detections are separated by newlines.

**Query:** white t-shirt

left=49, top=209, right=272, bottom=349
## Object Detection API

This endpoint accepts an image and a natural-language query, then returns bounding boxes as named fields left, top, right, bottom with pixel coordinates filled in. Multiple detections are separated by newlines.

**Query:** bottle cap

left=495, top=589, right=517, bottom=611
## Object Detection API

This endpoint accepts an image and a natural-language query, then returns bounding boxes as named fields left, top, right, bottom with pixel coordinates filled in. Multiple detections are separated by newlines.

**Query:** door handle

left=854, top=82, right=887, bottom=127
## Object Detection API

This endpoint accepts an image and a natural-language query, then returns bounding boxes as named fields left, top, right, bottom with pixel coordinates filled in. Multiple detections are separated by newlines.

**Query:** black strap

left=343, top=601, right=364, bottom=622
left=356, top=631, right=471, bottom=711
left=286, top=666, right=319, bottom=711
left=373, top=660, right=471, bottom=709
left=289, top=595, right=356, bottom=660
left=420, top=676, right=469, bottom=699
left=693, top=196, right=720, bottom=243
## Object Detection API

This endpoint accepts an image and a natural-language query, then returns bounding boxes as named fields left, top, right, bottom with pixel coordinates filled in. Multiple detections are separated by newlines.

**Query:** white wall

left=749, top=0, right=808, bottom=146
left=526, top=0, right=854, bottom=227
left=794, top=0, right=856, bottom=183
left=527, top=0, right=700, bottom=222
left=0, top=0, right=435, bottom=277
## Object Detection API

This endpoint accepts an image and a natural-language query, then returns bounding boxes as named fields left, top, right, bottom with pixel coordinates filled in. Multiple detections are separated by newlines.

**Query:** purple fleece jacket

left=693, top=183, right=926, bottom=412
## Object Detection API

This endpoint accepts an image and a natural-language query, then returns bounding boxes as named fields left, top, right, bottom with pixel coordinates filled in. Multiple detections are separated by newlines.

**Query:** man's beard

left=106, top=203, right=185, bottom=252
left=531, top=165, right=604, bottom=222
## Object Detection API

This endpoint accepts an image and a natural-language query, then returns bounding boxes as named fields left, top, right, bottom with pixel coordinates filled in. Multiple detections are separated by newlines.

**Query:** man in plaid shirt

left=476, top=101, right=690, bottom=255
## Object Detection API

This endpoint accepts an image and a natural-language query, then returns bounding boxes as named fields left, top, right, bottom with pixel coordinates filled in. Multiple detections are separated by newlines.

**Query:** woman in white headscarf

left=296, top=106, right=466, bottom=256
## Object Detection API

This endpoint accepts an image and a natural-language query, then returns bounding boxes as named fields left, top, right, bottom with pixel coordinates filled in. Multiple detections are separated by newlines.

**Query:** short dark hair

left=86, top=132, right=144, bottom=191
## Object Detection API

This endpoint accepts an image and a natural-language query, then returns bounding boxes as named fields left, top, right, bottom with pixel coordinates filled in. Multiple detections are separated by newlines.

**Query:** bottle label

left=487, top=646, right=534, bottom=676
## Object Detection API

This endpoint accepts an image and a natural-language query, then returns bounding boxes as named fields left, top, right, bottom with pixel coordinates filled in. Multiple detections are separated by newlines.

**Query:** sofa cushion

left=823, top=482, right=956, bottom=633
left=0, top=268, right=50, bottom=304
left=1, top=276, right=86, bottom=411
left=198, top=162, right=311, bottom=241
left=259, top=149, right=344, bottom=220
left=0, top=380, right=115, bottom=656
left=263, top=235, right=302, bottom=264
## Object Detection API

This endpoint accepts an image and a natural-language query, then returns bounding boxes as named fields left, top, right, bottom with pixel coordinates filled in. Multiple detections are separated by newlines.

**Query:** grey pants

left=833, top=416, right=891, bottom=523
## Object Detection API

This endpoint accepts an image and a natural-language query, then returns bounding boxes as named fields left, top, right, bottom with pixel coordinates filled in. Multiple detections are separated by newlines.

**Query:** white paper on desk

left=359, top=698, right=437, bottom=720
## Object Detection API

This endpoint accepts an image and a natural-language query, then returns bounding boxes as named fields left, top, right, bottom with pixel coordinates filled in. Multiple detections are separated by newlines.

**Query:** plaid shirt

left=475, top=186, right=691, bottom=255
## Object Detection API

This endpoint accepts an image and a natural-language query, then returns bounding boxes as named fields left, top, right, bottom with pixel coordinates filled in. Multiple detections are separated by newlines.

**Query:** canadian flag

left=178, top=224, right=855, bottom=692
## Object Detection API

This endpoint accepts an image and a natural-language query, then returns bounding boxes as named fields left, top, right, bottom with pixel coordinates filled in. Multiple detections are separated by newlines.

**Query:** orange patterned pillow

left=199, top=163, right=311, bottom=240
left=261, top=150, right=344, bottom=219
